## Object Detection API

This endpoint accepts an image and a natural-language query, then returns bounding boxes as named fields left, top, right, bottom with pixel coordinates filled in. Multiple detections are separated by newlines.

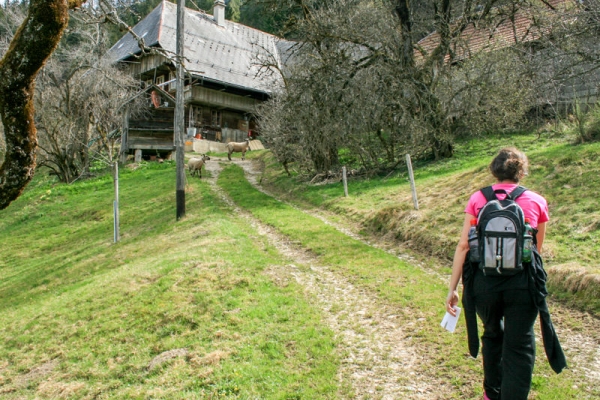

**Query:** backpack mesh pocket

left=482, top=217, right=521, bottom=274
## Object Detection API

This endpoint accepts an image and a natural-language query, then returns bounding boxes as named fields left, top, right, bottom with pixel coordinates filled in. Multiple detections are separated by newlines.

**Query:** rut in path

left=201, top=158, right=453, bottom=399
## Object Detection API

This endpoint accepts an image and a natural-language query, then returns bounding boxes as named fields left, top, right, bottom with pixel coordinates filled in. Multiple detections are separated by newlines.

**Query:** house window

left=168, top=71, right=176, bottom=91
left=189, top=105, right=202, bottom=127
left=211, top=110, right=222, bottom=127
left=156, top=75, right=165, bottom=89
left=145, top=79, right=152, bottom=88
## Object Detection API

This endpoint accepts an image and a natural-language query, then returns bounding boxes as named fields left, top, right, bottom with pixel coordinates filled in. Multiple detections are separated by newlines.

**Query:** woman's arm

left=446, top=213, right=475, bottom=316
left=536, top=221, right=547, bottom=253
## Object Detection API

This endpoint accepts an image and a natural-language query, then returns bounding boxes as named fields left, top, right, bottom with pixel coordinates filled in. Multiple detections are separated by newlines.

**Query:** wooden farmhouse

left=108, top=0, right=289, bottom=161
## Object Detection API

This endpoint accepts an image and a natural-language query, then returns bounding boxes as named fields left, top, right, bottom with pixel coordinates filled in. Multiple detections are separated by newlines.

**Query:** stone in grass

left=13, top=359, right=59, bottom=388
left=148, top=349, right=189, bottom=371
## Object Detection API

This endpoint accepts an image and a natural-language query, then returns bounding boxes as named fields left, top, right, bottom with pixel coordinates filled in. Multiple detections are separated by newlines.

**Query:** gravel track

left=202, top=158, right=450, bottom=399
left=199, top=157, right=600, bottom=399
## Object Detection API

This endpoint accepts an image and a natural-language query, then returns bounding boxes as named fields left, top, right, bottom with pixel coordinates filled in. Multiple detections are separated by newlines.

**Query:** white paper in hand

left=441, top=306, right=461, bottom=333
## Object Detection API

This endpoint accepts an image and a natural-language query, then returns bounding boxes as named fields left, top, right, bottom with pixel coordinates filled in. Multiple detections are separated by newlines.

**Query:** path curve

left=200, top=157, right=600, bottom=399
left=236, top=158, right=600, bottom=398
left=202, top=158, right=452, bottom=399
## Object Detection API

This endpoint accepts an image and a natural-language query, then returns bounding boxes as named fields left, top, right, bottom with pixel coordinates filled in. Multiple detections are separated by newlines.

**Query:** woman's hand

left=446, top=290, right=459, bottom=316
left=445, top=214, right=473, bottom=318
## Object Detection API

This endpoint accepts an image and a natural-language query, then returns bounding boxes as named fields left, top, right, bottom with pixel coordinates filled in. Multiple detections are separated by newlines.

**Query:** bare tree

left=0, top=0, right=166, bottom=207
left=33, top=12, right=143, bottom=183
left=524, top=0, right=600, bottom=137
left=257, top=0, right=576, bottom=178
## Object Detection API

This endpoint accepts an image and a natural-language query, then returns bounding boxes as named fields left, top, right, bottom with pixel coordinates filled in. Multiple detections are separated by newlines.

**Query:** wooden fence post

left=342, top=166, right=348, bottom=197
left=405, top=154, right=419, bottom=210
left=113, top=162, right=120, bottom=243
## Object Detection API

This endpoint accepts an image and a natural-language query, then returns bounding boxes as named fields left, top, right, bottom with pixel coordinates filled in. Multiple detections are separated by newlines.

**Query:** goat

left=188, top=154, right=210, bottom=178
left=227, top=138, right=251, bottom=161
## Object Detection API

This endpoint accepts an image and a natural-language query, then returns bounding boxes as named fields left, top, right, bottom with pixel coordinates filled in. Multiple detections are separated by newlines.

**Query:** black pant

left=475, top=289, right=538, bottom=400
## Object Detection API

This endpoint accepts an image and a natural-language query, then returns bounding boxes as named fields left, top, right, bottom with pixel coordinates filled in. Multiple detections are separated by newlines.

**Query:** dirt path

left=237, top=160, right=600, bottom=393
left=202, top=158, right=450, bottom=399
left=201, top=157, right=600, bottom=399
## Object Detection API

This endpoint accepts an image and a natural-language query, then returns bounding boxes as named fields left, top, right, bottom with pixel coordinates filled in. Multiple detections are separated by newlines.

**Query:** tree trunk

left=394, top=0, right=415, bottom=69
left=376, top=128, right=395, bottom=164
left=0, top=0, right=85, bottom=210
left=432, top=138, right=453, bottom=159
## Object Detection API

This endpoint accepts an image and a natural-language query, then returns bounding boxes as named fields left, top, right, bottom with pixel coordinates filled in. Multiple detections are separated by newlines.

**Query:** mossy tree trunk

left=0, top=0, right=85, bottom=210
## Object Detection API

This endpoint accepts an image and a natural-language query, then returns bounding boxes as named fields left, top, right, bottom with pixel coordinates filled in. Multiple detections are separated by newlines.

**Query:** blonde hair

left=489, top=147, right=529, bottom=183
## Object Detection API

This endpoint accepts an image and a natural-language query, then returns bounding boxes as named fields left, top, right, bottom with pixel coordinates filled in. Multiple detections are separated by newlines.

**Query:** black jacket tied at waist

left=461, top=250, right=567, bottom=374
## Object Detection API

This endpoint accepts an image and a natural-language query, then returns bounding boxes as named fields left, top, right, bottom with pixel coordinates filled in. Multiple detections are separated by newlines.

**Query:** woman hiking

left=445, top=147, right=564, bottom=400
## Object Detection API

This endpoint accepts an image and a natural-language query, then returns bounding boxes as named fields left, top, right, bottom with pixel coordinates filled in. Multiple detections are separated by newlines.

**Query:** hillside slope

left=255, top=132, right=600, bottom=315
left=1, top=152, right=598, bottom=399
left=0, top=162, right=339, bottom=398
left=218, top=159, right=599, bottom=399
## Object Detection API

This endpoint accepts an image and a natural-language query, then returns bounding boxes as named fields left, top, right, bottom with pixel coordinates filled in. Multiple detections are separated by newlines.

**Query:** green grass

left=0, top=161, right=338, bottom=399
left=1, top=130, right=598, bottom=399
left=218, top=163, right=595, bottom=399
left=257, top=131, right=600, bottom=316
left=218, top=164, right=440, bottom=307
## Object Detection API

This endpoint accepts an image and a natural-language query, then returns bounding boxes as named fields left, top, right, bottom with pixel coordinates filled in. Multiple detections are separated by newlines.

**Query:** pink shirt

left=465, top=183, right=549, bottom=228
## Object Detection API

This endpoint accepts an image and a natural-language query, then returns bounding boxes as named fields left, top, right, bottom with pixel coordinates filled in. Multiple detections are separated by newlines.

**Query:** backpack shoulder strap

left=509, top=185, right=528, bottom=200
left=480, top=186, right=497, bottom=202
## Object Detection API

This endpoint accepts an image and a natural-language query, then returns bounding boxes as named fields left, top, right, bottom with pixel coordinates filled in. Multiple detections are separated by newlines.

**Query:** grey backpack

left=476, top=186, right=527, bottom=276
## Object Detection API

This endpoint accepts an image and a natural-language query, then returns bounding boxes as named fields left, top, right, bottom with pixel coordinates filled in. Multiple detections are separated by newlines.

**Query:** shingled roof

left=415, top=0, right=570, bottom=63
left=108, top=0, right=289, bottom=94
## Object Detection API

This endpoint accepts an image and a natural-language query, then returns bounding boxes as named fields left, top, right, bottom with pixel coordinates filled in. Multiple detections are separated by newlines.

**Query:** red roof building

left=414, top=0, right=571, bottom=64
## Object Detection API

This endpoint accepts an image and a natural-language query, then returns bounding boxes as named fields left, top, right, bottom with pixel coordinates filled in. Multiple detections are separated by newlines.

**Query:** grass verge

left=218, top=163, right=590, bottom=399
left=255, top=132, right=600, bottom=316
left=0, top=161, right=338, bottom=399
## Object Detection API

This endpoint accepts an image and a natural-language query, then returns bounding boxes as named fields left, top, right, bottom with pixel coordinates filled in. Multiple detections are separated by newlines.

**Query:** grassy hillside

left=217, top=163, right=597, bottom=399
left=255, top=131, right=600, bottom=315
left=1, top=130, right=598, bottom=398
left=0, top=162, right=338, bottom=398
